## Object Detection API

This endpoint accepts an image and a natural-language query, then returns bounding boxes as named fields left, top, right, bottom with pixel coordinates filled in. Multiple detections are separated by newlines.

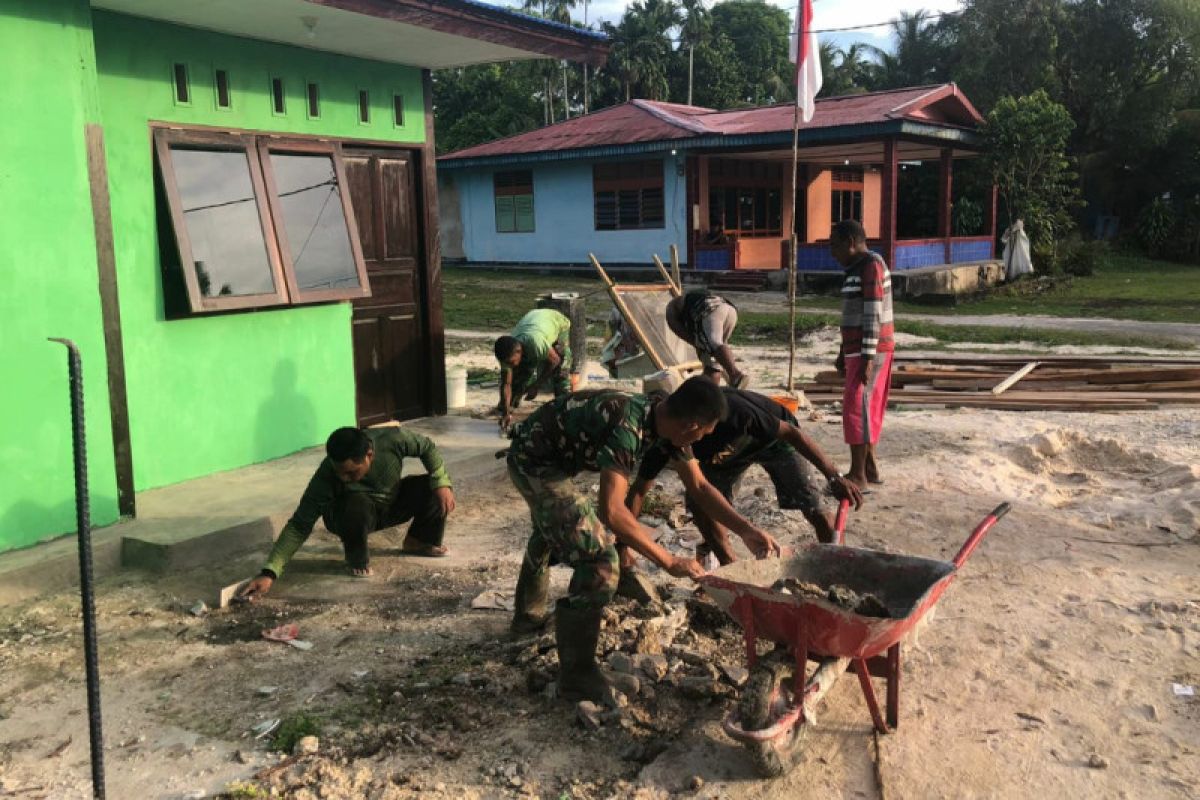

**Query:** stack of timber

left=800, top=354, right=1200, bottom=412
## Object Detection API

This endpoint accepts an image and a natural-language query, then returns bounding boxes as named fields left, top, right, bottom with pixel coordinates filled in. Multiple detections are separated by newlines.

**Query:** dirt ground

left=1, top=330, right=1197, bottom=800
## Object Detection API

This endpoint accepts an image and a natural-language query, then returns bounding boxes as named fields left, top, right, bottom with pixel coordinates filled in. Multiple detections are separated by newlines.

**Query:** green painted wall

left=0, top=0, right=120, bottom=552
left=91, top=12, right=425, bottom=492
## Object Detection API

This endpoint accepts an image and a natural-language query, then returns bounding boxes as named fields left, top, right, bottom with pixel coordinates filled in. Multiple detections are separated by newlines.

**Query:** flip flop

left=401, top=541, right=449, bottom=558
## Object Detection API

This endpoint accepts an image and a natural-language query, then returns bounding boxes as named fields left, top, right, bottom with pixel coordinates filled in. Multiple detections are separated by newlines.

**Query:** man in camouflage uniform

left=506, top=377, right=781, bottom=704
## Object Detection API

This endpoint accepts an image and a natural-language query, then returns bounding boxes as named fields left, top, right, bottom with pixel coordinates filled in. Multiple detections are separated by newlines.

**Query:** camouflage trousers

left=506, top=461, right=618, bottom=610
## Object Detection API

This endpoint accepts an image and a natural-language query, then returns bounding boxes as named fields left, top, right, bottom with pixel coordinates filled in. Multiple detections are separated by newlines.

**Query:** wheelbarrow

left=699, top=501, right=1011, bottom=777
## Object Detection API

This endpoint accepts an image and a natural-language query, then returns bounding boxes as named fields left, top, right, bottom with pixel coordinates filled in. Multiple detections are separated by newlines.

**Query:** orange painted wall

left=863, top=170, right=882, bottom=238
left=805, top=167, right=831, bottom=243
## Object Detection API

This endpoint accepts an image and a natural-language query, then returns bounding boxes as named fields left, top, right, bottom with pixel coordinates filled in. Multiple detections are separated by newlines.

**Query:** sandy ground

left=1, top=330, right=1197, bottom=800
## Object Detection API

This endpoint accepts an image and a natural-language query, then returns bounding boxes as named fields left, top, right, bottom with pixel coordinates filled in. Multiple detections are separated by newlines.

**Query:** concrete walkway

left=721, top=290, right=1200, bottom=346
left=0, top=416, right=506, bottom=605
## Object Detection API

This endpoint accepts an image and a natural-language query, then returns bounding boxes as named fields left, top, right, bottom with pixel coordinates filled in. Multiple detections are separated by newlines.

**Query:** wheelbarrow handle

left=951, top=502, right=1012, bottom=569
left=834, top=498, right=851, bottom=545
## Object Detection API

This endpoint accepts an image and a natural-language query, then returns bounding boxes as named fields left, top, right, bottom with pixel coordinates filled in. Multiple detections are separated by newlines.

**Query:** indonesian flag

left=788, top=0, right=822, bottom=122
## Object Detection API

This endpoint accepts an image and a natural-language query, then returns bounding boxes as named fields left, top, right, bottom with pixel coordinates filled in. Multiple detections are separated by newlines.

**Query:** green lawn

left=443, top=265, right=1194, bottom=351
left=903, top=254, right=1199, bottom=322
left=780, top=255, right=1200, bottom=323
left=737, top=311, right=1192, bottom=351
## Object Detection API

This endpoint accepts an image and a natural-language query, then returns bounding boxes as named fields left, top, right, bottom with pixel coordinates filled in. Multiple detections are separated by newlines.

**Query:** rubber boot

left=554, top=600, right=612, bottom=704
left=509, top=560, right=551, bottom=637
left=615, top=568, right=660, bottom=605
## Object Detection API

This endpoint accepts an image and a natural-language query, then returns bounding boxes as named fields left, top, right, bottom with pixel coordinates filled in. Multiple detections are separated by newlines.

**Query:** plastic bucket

left=446, top=367, right=468, bottom=409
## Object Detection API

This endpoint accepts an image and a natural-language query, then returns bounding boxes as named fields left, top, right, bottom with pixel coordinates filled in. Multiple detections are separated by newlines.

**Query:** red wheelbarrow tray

left=700, top=545, right=957, bottom=661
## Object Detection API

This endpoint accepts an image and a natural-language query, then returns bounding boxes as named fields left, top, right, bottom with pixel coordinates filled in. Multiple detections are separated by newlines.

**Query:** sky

left=580, top=0, right=963, bottom=51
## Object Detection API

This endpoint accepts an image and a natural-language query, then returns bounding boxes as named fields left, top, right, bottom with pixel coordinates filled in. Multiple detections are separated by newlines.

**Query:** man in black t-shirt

left=625, top=389, right=864, bottom=567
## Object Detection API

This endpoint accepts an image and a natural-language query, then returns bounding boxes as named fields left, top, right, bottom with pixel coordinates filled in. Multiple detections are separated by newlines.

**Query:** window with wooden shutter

left=593, top=159, right=665, bottom=230
left=494, top=170, right=534, bottom=233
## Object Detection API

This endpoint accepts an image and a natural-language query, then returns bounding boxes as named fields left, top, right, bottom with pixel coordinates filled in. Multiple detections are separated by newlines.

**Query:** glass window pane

left=595, top=191, right=617, bottom=229
left=495, top=195, right=515, bottom=232
left=618, top=189, right=641, bottom=228
left=641, top=188, right=664, bottom=227
left=268, top=152, right=361, bottom=292
left=514, top=194, right=535, bottom=232
left=171, top=147, right=275, bottom=298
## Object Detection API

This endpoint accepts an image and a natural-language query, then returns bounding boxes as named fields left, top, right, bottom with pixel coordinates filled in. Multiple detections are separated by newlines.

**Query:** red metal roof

left=441, top=83, right=982, bottom=161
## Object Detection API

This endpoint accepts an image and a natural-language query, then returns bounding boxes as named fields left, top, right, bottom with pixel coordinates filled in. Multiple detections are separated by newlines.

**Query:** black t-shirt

left=636, top=389, right=791, bottom=482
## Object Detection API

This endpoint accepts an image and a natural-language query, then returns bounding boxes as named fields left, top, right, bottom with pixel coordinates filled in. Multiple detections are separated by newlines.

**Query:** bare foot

left=348, top=565, right=373, bottom=577
left=845, top=474, right=871, bottom=491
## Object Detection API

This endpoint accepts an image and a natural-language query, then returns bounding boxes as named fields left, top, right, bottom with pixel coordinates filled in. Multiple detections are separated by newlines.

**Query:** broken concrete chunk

left=609, top=672, right=641, bottom=698
left=719, top=664, right=749, bottom=687
left=1088, top=753, right=1109, bottom=769
left=607, top=652, right=636, bottom=675
left=636, top=654, right=669, bottom=682
left=293, top=735, right=319, bottom=755
left=450, top=673, right=472, bottom=687
left=187, top=601, right=208, bottom=617
left=255, top=686, right=278, bottom=697
left=576, top=701, right=603, bottom=731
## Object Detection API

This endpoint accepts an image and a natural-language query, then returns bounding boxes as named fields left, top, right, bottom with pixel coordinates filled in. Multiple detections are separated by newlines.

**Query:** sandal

left=401, top=540, right=449, bottom=558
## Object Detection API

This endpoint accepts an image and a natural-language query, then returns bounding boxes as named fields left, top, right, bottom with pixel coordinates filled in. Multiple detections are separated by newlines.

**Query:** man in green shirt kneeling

left=240, top=426, right=456, bottom=600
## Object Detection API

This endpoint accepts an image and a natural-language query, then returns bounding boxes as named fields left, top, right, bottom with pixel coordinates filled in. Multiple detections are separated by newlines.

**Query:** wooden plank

left=669, top=244, right=682, bottom=292
left=652, top=254, right=682, bottom=296
left=86, top=123, right=136, bottom=518
left=993, top=362, right=1041, bottom=398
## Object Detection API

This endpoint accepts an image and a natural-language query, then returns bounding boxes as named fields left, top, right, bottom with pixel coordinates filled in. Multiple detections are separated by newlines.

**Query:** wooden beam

left=669, top=244, right=682, bottom=292
left=652, top=254, right=681, bottom=296
left=991, top=361, right=1039, bottom=395
left=881, top=138, right=899, bottom=270
left=86, top=123, right=136, bottom=519
left=420, top=69, right=447, bottom=414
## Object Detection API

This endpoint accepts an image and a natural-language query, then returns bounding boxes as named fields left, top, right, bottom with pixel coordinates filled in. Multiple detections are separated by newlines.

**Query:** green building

left=0, top=0, right=606, bottom=554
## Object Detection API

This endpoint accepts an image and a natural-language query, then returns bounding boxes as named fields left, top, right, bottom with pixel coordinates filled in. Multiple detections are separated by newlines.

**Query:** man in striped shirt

left=831, top=220, right=894, bottom=490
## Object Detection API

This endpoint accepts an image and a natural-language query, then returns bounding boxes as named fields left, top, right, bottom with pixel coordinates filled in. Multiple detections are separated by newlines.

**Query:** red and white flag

left=788, top=0, right=823, bottom=123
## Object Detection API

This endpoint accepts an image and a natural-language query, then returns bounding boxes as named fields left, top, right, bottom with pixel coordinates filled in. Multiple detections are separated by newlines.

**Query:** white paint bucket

left=446, top=367, right=468, bottom=409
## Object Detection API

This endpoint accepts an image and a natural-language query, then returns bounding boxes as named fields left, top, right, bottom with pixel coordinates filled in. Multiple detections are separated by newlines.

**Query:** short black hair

left=494, top=335, right=521, bottom=362
left=831, top=219, right=867, bottom=244
left=326, top=427, right=372, bottom=463
left=663, top=376, right=728, bottom=426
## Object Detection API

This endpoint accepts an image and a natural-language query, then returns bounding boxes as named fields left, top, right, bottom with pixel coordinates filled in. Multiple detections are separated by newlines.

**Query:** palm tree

left=546, top=0, right=577, bottom=119
left=679, top=0, right=710, bottom=105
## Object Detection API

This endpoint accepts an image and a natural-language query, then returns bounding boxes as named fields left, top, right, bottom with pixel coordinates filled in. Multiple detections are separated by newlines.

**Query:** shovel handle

left=952, top=502, right=1011, bottom=569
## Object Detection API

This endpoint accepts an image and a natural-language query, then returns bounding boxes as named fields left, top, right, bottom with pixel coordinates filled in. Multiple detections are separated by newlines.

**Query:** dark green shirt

left=263, top=427, right=451, bottom=577
left=508, top=390, right=690, bottom=479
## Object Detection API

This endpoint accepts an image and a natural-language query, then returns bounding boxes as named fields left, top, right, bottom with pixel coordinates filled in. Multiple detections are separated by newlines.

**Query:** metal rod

left=48, top=338, right=106, bottom=799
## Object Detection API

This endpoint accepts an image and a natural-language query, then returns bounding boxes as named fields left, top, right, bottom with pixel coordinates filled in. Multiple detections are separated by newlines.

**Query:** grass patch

left=443, top=268, right=609, bottom=331
left=877, top=254, right=1200, bottom=322
left=735, top=310, right=1190, bottom=350
left=270, top=712, right=321, bottom=753
left=443, top=265, right=1194, bottom=351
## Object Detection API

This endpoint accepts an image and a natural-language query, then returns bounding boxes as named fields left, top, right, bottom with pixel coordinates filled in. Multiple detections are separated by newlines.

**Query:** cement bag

left=1002, top=219, right=1033, bottom=280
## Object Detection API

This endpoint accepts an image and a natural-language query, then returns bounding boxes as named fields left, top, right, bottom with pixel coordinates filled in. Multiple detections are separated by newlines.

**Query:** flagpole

left=787, top=100, right=801, bottom=392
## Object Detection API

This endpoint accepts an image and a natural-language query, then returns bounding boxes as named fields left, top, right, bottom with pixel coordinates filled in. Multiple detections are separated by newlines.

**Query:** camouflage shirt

left=508, top=390, right=690, bottom=478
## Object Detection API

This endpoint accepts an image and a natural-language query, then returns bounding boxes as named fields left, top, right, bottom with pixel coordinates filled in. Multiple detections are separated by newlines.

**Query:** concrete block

left=121, top=516, right=276, bottom=573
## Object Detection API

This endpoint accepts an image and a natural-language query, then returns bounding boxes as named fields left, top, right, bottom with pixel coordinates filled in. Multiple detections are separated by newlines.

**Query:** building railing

left=795, top=235, right=995, bottom=273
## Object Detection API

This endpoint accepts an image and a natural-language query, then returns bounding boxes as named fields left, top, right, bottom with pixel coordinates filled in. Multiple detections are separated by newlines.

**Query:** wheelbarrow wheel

left=739, top=659, right=808, bottom=778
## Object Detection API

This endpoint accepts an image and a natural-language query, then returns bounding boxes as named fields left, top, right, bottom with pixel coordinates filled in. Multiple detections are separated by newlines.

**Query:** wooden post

left=985, top=183, right=999, bottom=258
left=420, top=69, right=447, bottom=414
left=669, top=244, right=682, bottom=291
left=881, top=139, right=899, bottom=271
left=938, top=148, right=953, bottom=263
left=589, top=254, right=668, bottom=370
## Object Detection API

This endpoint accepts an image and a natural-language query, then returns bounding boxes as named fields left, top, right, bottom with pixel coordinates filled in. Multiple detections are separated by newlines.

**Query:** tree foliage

left=982, top=90, right=1081, bottom=252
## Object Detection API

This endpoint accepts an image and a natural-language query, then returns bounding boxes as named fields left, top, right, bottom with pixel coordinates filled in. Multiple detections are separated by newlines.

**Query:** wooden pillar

left=686, top=155, right=699, bottom=268
left=984, top=183, right=999, bottom=258
left=420, top=69, right=447, bottom=414
left=881, top=139, right=898, bottom=269
left=938, top=148, right=953, bottom=262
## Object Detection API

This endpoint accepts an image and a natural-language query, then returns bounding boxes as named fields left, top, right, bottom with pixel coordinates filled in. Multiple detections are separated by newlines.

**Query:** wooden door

left=344, top=149, right=427, bottom=425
